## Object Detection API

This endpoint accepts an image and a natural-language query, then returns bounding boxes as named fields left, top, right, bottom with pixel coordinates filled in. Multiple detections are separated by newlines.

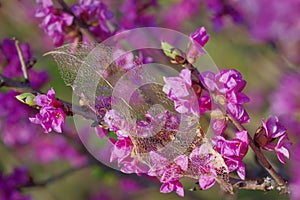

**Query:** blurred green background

left=0, top=0, right=291, bottom=199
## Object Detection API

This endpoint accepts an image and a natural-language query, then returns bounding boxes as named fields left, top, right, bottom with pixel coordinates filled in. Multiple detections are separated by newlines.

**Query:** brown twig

left=14, top=39, right=29, bottom=83
left=25, top=162, right=94, bottom=188
left=0, top=74, right=35, bottom=93
left=190, top=177, right=289, bottom=193
left=230, top=177, right=289, bottom=193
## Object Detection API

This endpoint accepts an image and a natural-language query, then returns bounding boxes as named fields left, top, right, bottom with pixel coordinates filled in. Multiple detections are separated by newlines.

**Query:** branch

left=189, top=177, right=289, bottom=194
left=0, top=74, right=35, bottom=93
left=231, top=177, right=289, bottom=194
left=55, top=0, right=98, bottom=43
left=25, top=163, right=94, bottom=188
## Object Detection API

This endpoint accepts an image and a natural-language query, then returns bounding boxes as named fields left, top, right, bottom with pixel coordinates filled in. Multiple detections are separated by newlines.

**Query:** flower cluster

left=203, top=0, right=243, bottom=31
left=163, top=69, right=200, bottom=116
left=30, top=88, right=66, bottom=133
left=35, top=0, right=74, bottom=46
left=270, top=72, right=300, bottom=136
left=120, top=0, right=157, bottom=29
left=0, top=167, right=32, bottom=200
left=103, top=106, right=237, bottom=196
left=0, top=38, right=87, bottom=168
left=212, top=130, right=248, bottom=179
left=200, top=69, right=250, bottom=134
left=35, top=0, right=113, bottom=46
left=31, top=133, right=87, bottom=167
left=164, top=67, right=250, bottom=136
left=256, top=116, right=292, bottom=164
left=71, top=0, right=113, bottom=39
left=148, top=152, right=186, bottom=196
left=162, top=0, right=200, bottom=30
left=104, top=109, right=148, bottom=174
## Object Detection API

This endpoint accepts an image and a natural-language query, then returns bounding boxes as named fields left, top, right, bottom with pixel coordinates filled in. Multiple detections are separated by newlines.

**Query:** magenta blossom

left=203, top=0, right=244, bottom=31
left=148, top=152, right=186, bottom=196
left=270, top=72, right=300, bottom=136
left=187, top=26, right=210, bottom=60
left=211, top=130, right=248, bottom=179
left=160, top=180, right=184, bottom=197
left=163, top=69, right=200, bottom=116
left=261, top=116, right=291, bottom=163
left=0, top=167, right=32, bottom=200
left=189, top=143, right=220, bottom=190
left=200, top=69, right=250, bottom=126
left=120, top=0, right=157, bottom=29
left=32, top=135, right=87, bottom=167
left=29, top=88, right=66, bottom=133
left=109, top=134, right=148, bottom=174
left=190, top=27, right=210, bottom=47
left=35, top=0, right=74, bottom=46
left=71, top=0, right=113, bottom=40
left=113, top=49, right=135, bottom=71
left=110, top=135, right=133, bottom=165
left=162, top=0, right=201, bottom=30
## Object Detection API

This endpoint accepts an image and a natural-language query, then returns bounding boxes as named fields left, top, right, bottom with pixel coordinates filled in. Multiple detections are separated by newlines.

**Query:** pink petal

left=276, top=147, right=289, bottom=164
left=175, top=181, right=184, bottom=197
left=199, top=176, right=216, bottom=190
left=160, top=182, right=174, bottom=193
left=174, top=155, right=188, bottom=171
left=237, top=163, right=246, bottom=180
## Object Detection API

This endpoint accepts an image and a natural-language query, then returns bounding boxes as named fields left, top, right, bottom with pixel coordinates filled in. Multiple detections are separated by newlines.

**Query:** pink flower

left=215, top=70, right=246, bottom=94
left=113, top=49, right=134, bottom=71
left=120, top=0, right=157, bottom=29
left=148, top=152, right=187, bottom=196
left=261, top=116, right=292, bottom=163
left=29, top=88, right=66, bottom=133
left=187, top=26, right=210, bottom=60
left=211, top=118, right=227, bottom=136
left=189, top=144, right=219, bottom=190
left=262, top=115, right=286, bottom=139
left=203, top=0, right=243, bottom=31
left=274, top=134, right=292, bottom=164
left=120, top=157, right=148, bottom=175
left=35, top=0, right=74, bottom=46
left=71, top=0, right=113, bottom=40
left=110, top=136, right=133, bottom=164
left=200, top=69, right=250, bottom=126
left=211, top=130, right=248, bottom=180
left=163, top=69, right=200, bottom=116
left=174, top=155, right=189, bottom=171
left=160, top=180, right=184, bottom=197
